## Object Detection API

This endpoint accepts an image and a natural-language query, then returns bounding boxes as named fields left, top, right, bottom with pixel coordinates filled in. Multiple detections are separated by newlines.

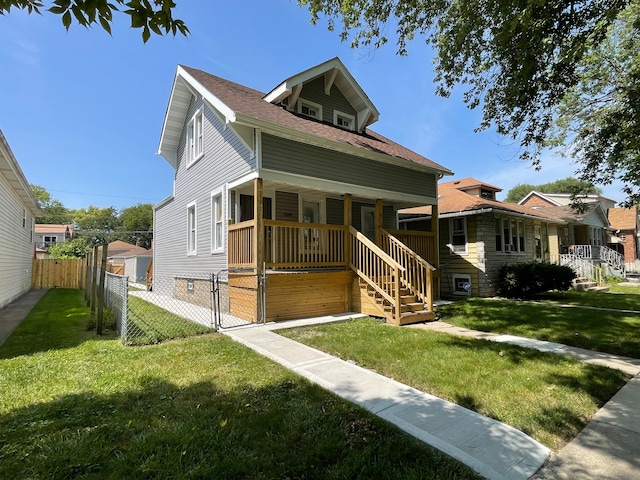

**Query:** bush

left=496, top=262, right=576, bottom=298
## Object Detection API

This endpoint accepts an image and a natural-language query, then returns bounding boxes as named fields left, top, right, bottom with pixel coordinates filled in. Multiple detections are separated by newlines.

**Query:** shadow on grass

left=0, top=377, right=480, bottom=480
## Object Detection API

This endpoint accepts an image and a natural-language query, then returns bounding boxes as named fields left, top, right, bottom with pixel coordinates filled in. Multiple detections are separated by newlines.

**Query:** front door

left=361, top=206, right=376, bottom=243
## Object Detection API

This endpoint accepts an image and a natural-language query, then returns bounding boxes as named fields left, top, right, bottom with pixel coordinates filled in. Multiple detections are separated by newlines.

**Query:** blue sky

left=0, top=1, right=622, bottom=212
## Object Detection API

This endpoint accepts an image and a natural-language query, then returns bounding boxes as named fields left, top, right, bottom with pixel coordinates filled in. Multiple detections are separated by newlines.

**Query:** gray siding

left=298, top=77, right=357, bottom=124
left=0, top=171, right=35, bottom=307
left=262, top=134, right=437, bottom=198
left=326, top=197, right=343, bottom=225
left=275, top=191, right=298, bottom=221
left=154, top=95, right=256, bottom=281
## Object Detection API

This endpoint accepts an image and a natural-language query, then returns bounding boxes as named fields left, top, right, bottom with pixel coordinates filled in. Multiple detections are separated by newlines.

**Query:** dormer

left=263, top=57, right=380, bottom=133
left=449, top=178, right=502, bottom=201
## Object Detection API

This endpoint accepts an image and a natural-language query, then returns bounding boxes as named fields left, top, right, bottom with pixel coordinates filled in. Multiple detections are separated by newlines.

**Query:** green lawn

left=536, top=285, right=640, bottom=311
left=0, top=289, right=479, bottom=479
left=280, top=318, right=628, bottom=450
left=438, top=291, right=640, bottom=358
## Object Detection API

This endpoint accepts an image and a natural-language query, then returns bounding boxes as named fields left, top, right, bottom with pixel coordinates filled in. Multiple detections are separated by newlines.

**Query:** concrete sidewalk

left=222, top=316, right=551, bottom=480
left=0, top=290, right=47, bottom=347
left=413, top=321, right=640, bottom=479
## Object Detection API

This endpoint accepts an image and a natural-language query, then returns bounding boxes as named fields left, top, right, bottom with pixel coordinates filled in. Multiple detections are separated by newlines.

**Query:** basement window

left=452, top=274, right=472, bottom=296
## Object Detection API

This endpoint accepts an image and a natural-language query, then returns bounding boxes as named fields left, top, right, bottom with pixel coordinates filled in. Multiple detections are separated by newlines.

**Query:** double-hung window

left=187, top=109, right=204, bottom=165
left=496, top=217, right=525, bottom=253
left=449, top=217, right=467, bottom=254
left=187, top=202, right=197, bottom=255
left=211, top=188, right=224, bottom=253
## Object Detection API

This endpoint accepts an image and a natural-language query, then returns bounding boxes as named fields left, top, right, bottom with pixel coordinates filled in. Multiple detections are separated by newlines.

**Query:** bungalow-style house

left=518, top=191, right=625, bottom=276
left=0, top=130, right=42, bottom=307
left=154, top=58, right=453, bottom=325
left=607, top=207, right=639, bottom=269
left=399, top=178, right=564, bottom=297
left=34, top=223, right=74, bottom=258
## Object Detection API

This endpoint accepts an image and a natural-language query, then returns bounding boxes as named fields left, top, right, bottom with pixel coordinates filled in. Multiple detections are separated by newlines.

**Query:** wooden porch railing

left=384, top=229, right=437, bottom=266
left=349, top=226, right=403, bottom=321
left=228, top=220, right=255, bottom=267
left=264, top=220, right=346, bottom=268
left=381, top=229, right=435, bottom=312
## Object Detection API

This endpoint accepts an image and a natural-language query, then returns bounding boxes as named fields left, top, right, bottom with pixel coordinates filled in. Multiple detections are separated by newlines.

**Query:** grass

left=437, top=291, right=640, bottom=357
left=126, top=296, right=212, bottom=345
left=280, top=318, right=628, bottom=450
left=0, top=289, right=480, bottom=479
left=536, top=285, right=640, bottom=311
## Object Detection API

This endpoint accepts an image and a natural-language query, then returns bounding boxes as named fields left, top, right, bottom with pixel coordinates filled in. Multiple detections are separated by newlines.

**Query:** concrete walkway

left=0, top=290, right=47, bottom=347
left=412, top=321, right=640, bottom=479
left=222, top=316, right=551, bottom=480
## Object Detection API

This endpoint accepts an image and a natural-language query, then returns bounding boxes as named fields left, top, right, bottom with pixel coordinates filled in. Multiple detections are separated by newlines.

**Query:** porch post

left=254, top=178, right=264, bottom=322
left=343, top=194, right=352, bottom=267
left=375, top=199, right=384, bottom=248
left=431, top=204, right=440, bottom=300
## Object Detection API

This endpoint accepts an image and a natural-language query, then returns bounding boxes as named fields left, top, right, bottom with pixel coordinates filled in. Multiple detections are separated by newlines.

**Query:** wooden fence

left=32, top=258, right=86, bottom=289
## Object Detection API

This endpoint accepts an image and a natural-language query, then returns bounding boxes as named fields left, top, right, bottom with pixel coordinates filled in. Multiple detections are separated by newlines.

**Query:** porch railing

left=568, top=244, right=625, bottom=277
left=228, top=220, right=255, bottom=267
left=349, top=226, right=403, bottom=321
left=264, top=220, right=346, bottom=268
left=383, top=229, right=437, bottom=265
left=381, top=229, right=434, bottom=311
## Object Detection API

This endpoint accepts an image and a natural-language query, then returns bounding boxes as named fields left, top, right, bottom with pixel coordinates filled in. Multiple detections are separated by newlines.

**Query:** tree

left=71, top=205, right=120, bottom=244
left=48, top=237, right=92, bottom=258
left=300, top=0, right=639, bottom=203
left=0, top=0, right=188, bottom=42
left=117, top=203, right=153, bottom=249
left=504, top=177, right=602, bottom=203
left=30, top=184, right=70, bottom=224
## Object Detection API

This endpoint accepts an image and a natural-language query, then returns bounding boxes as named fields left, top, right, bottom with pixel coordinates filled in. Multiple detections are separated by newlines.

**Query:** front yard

left=0, top=289, right=479, bottom=479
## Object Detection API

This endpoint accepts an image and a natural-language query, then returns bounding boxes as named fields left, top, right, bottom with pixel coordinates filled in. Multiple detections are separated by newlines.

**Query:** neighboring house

left=154, top=58, right=453, bottom=325
left=34, top=223, right=74, bottom=258
left=607, top=207, right=638, bottom=267
left=519, top=191, right=617, bottom=211
left=108, top=248, right=152, bottom=282
left=399, top=178, right=564, bottom=297
left=106, top=240, right=142, bottom=257
left=0, top=130, right=42, bottom=307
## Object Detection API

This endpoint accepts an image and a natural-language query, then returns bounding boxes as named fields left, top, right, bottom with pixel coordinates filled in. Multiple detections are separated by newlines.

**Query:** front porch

left=226, top=179, right=438, bottom=325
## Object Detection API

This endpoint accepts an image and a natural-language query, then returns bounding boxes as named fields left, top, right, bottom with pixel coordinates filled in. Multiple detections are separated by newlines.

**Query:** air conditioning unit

left=504, top=245, right=513, bottom=252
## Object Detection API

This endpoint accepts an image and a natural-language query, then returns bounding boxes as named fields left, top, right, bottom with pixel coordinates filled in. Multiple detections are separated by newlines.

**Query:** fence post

left=90, top=246, right=99, bottom=314
left=96, top=244, right=108, bottom=335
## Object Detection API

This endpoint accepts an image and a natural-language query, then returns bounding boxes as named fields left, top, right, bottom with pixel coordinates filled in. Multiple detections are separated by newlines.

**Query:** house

left=108, top=247, right=152, bottom=282
left=154, top=58, right=453, bottom=325
left=518, top=190, right=624, bottom=277
left=399, top=178, right=564, bottom=297
left=607, top=207, right=638, bottom=269
left=34, top=223, right=74, bottom=258
left=0, top=130, right=42, bottom=307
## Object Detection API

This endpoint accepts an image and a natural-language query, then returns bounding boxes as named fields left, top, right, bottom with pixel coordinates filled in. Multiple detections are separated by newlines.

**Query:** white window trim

left=297, top=98, right=322, bottom=121
left=187, top=108, right=204, bottom=167
left=452, top=274, right=472, bottom=296
left=449, top=217, right=468, bottom=255
left=187, top=201, right=197, bottom=256
left=496, top=216, right=526, bottom=254
left=333, top=110, right=355, bottom=131
left=211, top=186, right=225, bottom=254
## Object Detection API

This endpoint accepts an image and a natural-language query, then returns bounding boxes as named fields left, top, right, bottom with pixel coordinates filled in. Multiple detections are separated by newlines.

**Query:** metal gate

left=213, top=268, right=265, bottom=329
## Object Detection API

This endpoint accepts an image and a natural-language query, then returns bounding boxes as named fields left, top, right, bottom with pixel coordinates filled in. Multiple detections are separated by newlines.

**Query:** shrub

left=496, top=262, right=576, bottom=298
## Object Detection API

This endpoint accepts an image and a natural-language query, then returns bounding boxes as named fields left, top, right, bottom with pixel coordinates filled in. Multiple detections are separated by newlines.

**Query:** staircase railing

left=568, top=244, right=625, bottom=278
left=349, top=226, right=403, bottom=321
left=558, top=254, right=604, bottom=285
left=381, top=229, right=435, bottom=313
left=599, top=245, right=625, bottom=276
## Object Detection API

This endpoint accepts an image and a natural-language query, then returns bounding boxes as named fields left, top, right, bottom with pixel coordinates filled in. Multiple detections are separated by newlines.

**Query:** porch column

left=375, top=199, right=384, bottom=248
left=431, top=204, right=440, bottom=300
left=253, top=178, right=264, bottom=273
left=343, top=194, right=352, bottom=267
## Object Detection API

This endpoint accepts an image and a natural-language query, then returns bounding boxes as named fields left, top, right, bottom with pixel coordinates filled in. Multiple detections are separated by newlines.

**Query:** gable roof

left=608, top=207, right=637, bottom=230
left=518, top=191, right=562, bottom=207
left=263, top=57, right=380, bottom=131
left=157, top=61, right=452, bottom=177
left=0, top=130, right=42, bottom=217
left=400, top=178, right=563, bottom=222
left=539, top=203, right=610, bottom=227
left=35, top=224, right=74, bottom=235
left=448, top=177, right=502, bottom=193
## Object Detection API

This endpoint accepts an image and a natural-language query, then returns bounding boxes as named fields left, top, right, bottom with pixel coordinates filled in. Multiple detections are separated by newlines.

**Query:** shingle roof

left=180, top=65, right=452, bottom=175
left=608, top=207, right=637, bottom=230
left=400, top=178, right=561, bottom=221
left=35, top=224, right=74, bottom=235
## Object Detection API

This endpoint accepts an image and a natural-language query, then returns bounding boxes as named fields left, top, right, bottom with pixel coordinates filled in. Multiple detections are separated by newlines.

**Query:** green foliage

left=30, top=184, right=70, bottom=224
left=496, top=262, right=576, bottom=298
left=300, top=0, right=638, bottom=203
left=117, top=203, right=153, bottom=248
left=48, top=237, right=92, bottom=258
left=504, top=177, right=602, bottom=203
left=0, top=0, right=189, bottom=43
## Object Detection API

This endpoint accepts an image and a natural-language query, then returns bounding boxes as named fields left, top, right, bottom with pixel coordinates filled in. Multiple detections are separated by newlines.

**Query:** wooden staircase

left=356, top=278, right=435, bottom=326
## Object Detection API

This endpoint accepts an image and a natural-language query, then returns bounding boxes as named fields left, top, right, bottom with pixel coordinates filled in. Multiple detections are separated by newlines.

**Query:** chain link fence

left=213, top=268, right=265, bottom=329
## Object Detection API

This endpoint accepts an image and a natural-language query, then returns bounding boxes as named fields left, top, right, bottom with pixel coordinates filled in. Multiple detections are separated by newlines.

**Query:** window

left=496, top=217, right=525, bottom=253
left=297, top=98, right=322, bottom=120
left=211, top=188, right=224, bottom=253
left=187, top=109, right=204, bottom=165
left=495, top=218, right=502, bottom=251
left=187, top=202, right=197, bottom=255
left=449, top=217, right=467, bottom=254
left=452, top=274, right=472, bottom=296
left=333, top=110, right=355, bottom=130
left=518, top=220, right=525, bottom=252
left=23, top=209, right=26, bottom=228
left=44, top=236, right=57, bottom=246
